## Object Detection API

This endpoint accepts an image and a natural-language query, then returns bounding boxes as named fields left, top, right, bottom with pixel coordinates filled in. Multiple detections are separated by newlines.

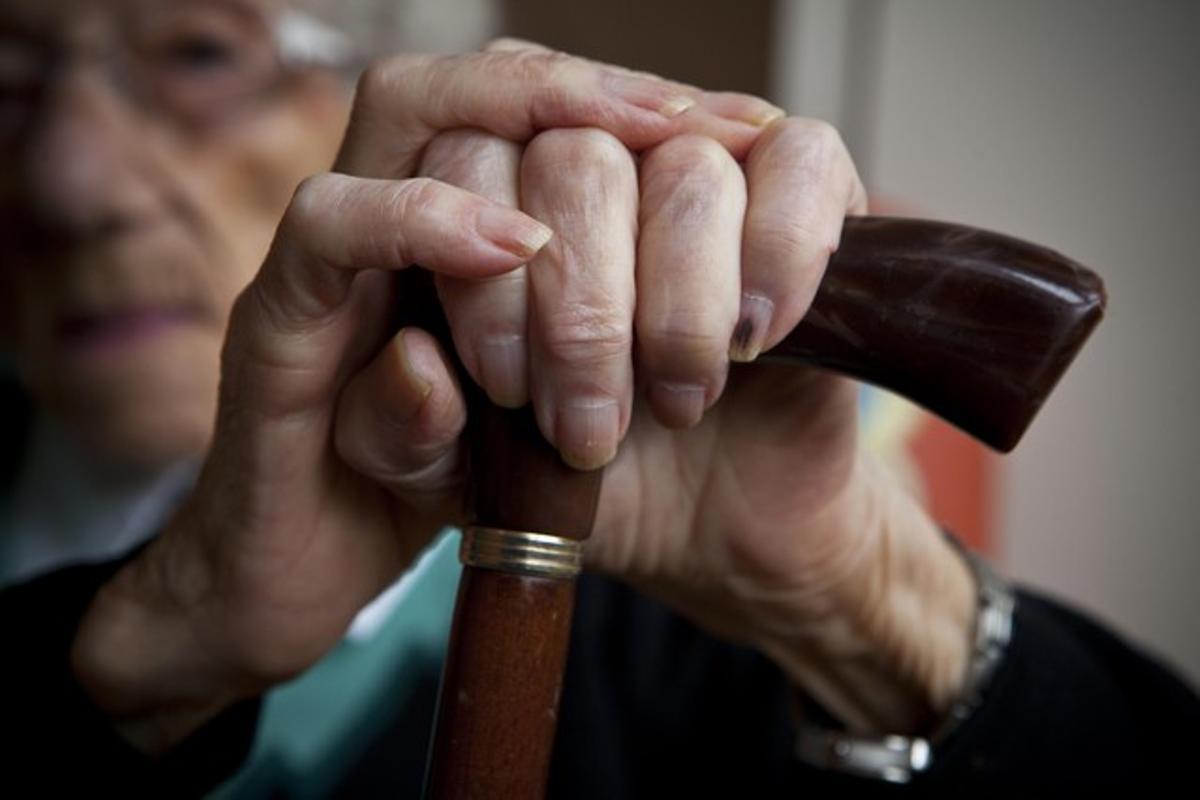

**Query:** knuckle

left=471, top=48, right=597, bottom=128
left=354, top=58, right=389, bottom=103
left=420, top=129, right=474, bottom=163
left=531, top=49, right=581, bottom=80
left=420, top=131, right=517, bottom=187
left=337, top=423, right=458, bottom=491
left=524, top=127, right=633, bottom=181
left=540, top=304, right=631, bottom=367
left=643, top=134, right=732, bottom=180
left=745, top=217, right=834, bottom=295
left=481, top=47, right=575, bottom=85
left=781, top=116, right=844, bottom=151
left=421, top=129, right=488, bottom=165
left=355, top=54, right=419, bottom=105
left=526, top=85, right=605, bottom=127
left=640, top=317, right=727, bottom=364
left=387, top=178, right=449, bottom=263
left=769, top=117, right=848, bottom=172
left=749, top=214, right=834, bottom=263
left=391, top=177, right=444, bottom=219
left=796, top=116, right=844, bottom=146
left=285, top=173, right=343, bottom=230
left=641, top=136, right=738, bottom=221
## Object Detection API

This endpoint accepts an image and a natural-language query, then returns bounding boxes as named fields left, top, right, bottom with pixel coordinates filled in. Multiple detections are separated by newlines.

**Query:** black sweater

left=3, top=549, right=1198, bottom=798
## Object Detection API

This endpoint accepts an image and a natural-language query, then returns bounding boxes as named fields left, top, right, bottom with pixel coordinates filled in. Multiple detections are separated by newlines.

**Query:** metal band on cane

left=460, top=526, right=584, bottom=580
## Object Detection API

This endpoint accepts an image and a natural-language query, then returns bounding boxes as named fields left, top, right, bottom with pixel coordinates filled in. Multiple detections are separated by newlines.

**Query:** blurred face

left=0, top=0, right=351, bottom=467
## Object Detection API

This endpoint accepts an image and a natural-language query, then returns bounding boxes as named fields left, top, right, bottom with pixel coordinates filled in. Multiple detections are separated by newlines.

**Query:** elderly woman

left=1, top=0, right=1196, bottom=795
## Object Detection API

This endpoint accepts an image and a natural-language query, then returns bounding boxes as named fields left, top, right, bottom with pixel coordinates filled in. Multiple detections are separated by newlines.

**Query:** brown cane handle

left=423, top=216, right=1106, bottom=797
left=775, top=216, right=1106, bottom=451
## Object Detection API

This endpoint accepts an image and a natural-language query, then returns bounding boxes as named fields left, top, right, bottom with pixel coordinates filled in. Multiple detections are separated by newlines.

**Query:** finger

left=732, top=118, right=868, bottom=362
left=636, top=135, right=746, bottom=428
left=228, top=173, right=551, bottom=420
left=334, top=327, right=467, bottom=511
left=522, top=129, right=639, bottom=469
left=257, top=173, right=548, bottom=327
left=335, top=48, right=781, bottom=179
left=419, top=130, right=529, bottom=407
left=487, top=39, right=787, bottom=131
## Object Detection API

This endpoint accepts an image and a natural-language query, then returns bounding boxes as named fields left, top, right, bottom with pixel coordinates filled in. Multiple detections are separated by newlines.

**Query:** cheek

left=182, top=89, right=350, bottom=313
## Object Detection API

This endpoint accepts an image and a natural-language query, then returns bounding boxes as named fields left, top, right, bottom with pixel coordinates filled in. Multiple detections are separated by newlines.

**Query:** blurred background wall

left=491, top=0, right=1200, bottom=684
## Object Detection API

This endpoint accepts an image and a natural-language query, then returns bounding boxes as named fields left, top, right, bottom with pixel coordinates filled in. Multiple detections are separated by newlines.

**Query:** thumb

left=334, top=327, right=467, bottom=516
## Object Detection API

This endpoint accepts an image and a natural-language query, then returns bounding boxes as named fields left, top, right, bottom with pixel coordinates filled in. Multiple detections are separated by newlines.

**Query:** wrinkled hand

left=69, top=41, right=794, bottom=748
left=361, top=39, right=874, bottom=655
left=73, top=42, right=973, bottom=752
left=336, top=47, right=956, bottom=730
left=393, top=117, right=870, bottom=642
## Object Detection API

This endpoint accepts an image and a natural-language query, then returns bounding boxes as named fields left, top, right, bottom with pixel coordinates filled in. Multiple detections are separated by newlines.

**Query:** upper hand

left=392, top=116, right=872, bottom=649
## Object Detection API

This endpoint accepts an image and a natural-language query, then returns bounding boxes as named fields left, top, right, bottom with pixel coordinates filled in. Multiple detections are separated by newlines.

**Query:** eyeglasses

left=0, top=1, right=356, bottom=137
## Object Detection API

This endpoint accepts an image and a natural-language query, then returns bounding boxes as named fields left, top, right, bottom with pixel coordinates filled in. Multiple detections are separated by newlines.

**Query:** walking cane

left=420, top=216, right=1106, bottom=798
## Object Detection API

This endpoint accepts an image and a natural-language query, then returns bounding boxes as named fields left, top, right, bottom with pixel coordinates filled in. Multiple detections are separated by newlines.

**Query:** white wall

left=775, top=0, right=1200, bottom=684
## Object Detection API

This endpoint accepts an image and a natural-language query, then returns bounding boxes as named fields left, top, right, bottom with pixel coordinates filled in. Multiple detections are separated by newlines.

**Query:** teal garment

left=210, top=529, right=461, bottom=799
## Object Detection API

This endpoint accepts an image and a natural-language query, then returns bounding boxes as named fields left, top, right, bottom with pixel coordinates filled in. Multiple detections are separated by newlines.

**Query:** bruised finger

left=733, top=118, right=868, bottom=363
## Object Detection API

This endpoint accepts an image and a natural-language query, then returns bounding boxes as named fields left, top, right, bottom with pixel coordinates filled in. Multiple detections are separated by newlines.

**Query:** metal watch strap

left=794, top=531, right=1016, bottom=784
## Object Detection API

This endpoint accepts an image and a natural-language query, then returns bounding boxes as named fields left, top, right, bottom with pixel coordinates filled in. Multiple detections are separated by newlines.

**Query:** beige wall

left=777, top=0, right=1200, bottom=684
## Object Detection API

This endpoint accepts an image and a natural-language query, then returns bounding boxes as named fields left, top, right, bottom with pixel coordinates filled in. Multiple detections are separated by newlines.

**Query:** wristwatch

left=793, top=531, right=1016, bottom=784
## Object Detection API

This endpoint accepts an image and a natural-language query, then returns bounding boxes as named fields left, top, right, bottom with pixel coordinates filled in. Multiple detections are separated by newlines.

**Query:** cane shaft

left=423, top=403, right=600, bottom=800
left=424, top=566, right=576, bottom=799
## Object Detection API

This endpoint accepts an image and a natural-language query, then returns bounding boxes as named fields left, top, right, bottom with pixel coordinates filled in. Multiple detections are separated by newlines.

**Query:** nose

left=22, top=66, right=159, bottom=239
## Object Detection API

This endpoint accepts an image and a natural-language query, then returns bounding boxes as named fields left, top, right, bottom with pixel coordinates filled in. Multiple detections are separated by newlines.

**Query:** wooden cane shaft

left=424, top=566, right=576, bottom=799
left=423, top=402, right=600, bottom=799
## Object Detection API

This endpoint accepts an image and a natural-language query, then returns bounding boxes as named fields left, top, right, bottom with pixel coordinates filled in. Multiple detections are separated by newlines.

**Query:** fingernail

left=736, top=105, right=786, bottom=127
left=556, top=397, right=620, bottom=470
left=476, top=205, right=553, bottom=259
left=657, top=94, right=697, bottom=118
left=396, top=329, right=434, bottom=401
left=651, top=381, right=707, bottom=428
left=604, top=72, right=695, bottom=118
left=478, top=334, right=528, bottom=408
left=729, top=292, right=775, bottom=362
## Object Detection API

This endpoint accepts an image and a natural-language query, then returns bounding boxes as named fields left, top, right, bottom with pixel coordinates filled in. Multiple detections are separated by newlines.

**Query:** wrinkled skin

left=0, top=1, right=972, bottom=754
